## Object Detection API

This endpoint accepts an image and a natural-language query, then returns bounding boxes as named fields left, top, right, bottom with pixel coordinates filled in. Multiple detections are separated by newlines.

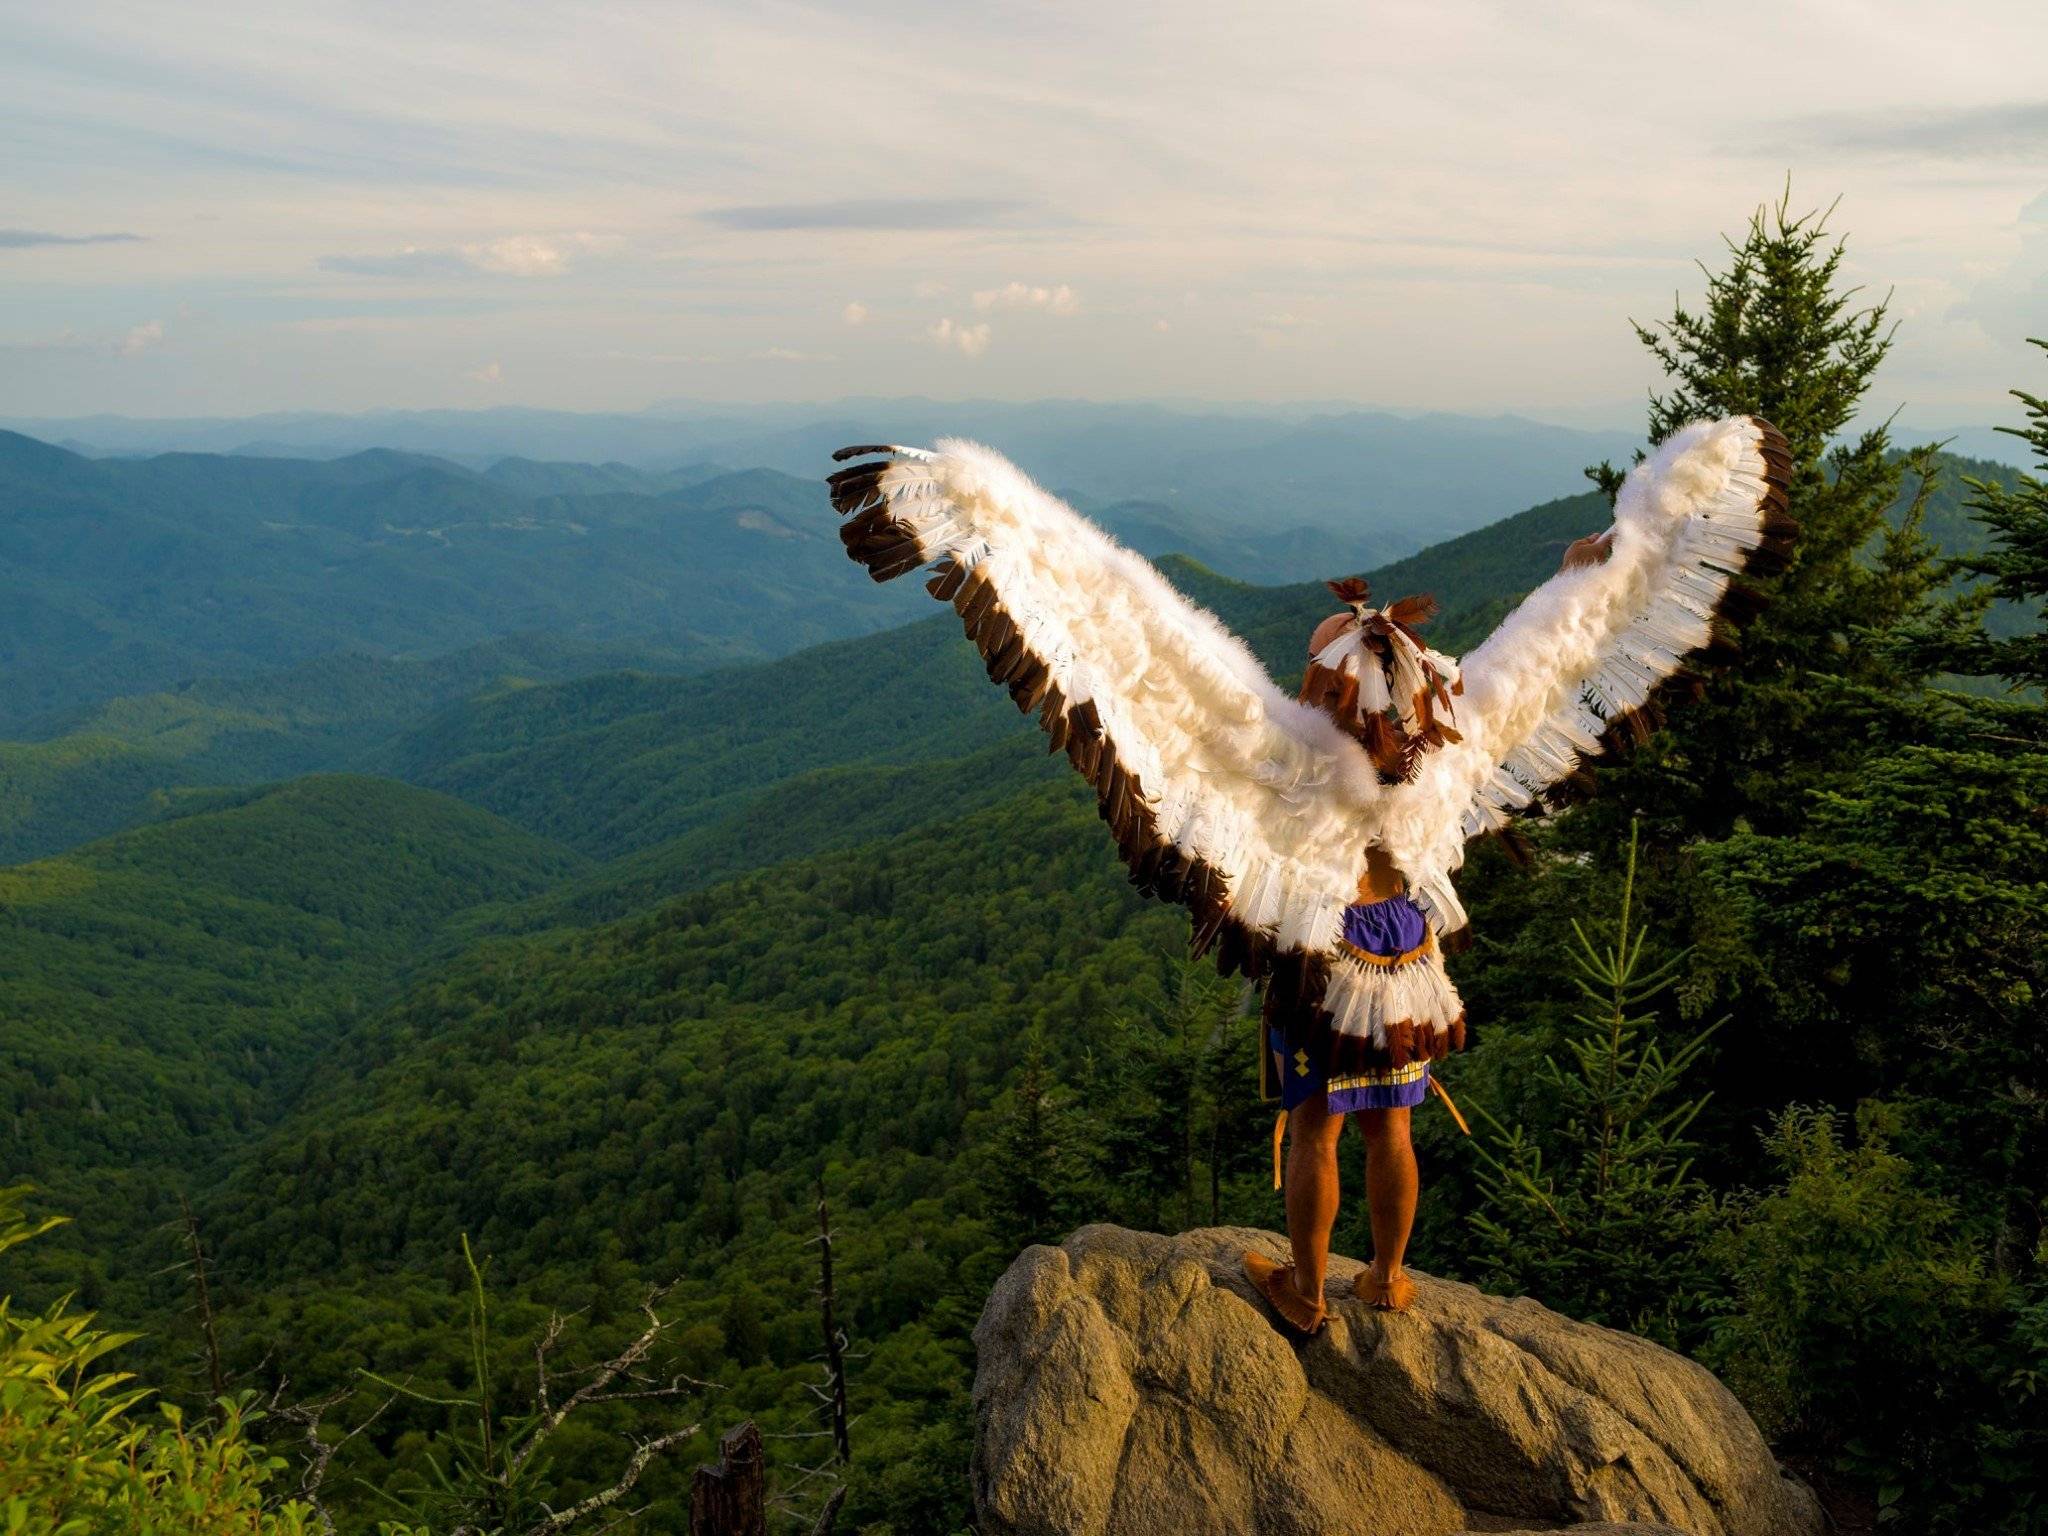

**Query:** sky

left=2, top=0, right=2043, bottom=428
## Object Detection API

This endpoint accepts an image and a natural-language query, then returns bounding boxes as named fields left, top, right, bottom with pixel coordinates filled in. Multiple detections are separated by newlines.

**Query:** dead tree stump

left=690, top=1420, right=767, bottom=1536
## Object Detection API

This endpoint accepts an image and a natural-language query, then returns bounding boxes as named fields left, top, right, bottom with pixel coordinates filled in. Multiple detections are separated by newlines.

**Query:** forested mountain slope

left=0, top=633, right=707, bottom=863
left=0, top=775, right=584, bottom=1283
left=368, top=618, right=1037, bottom=857
left=192, top=778, right=1203, bottom=1524
left=484, top=735, right=1066, bottom=932
left=370, top=488, right=1618, bottom=867
left=2, top=411, right=2036, bottom=1529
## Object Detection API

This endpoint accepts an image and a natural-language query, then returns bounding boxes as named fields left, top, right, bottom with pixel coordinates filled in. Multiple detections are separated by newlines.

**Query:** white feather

left=845, top=415, right=1776, bottom=965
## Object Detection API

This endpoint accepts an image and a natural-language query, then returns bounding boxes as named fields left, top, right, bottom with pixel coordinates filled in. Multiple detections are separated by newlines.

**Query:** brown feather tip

left=827, top=469, right=886, bottom=514
left=1325, top=576, right=1372, bottom=605
left=1715, top=580, right=1767, bottom=626
left=830, top=443, right=897, bottom=462
left=1493, top=824, right=1537, bottom=865
left=1382, top=592, right=1440, bottom=627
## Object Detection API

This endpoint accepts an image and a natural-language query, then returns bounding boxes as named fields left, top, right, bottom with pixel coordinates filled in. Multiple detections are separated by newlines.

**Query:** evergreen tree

left=982, top=1041, right=1079, bottom=1249
left=1706, top=1105, right=2033, bottom=1527
left=1698, top=339, right=2048, bottom=1526
left=1699, top=335, right=2047, bottom=1198
left=1468, top=823, right=1721, bottom=1344
left=1459, top=193, right=1962, bottom=1134
left=1591, top=193, right=1950, bottom=843
left=1891, top=336, right=2048, bottom=715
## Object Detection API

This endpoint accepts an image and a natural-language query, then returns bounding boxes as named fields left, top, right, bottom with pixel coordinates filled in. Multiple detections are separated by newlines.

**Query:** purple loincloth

left=1270, top=893, right=1435, bottom=1112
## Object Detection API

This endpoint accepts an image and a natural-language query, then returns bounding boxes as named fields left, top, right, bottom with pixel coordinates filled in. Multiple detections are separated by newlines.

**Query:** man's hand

left=1561, top=529, right=1615, bottom=571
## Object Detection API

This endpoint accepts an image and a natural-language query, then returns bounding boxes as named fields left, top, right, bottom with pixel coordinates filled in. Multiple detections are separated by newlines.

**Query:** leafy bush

left=0, top=1182, right=311, bottom=1533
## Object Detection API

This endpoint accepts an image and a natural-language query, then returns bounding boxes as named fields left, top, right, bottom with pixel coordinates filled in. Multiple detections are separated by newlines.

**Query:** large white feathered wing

left=1386, top=415, right=1796, bottom=938
left=829, top=438, right=1385, bottom=985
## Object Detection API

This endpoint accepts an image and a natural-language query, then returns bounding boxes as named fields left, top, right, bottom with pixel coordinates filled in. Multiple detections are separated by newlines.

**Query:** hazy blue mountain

left=0, top=431, right=927, bottom=727
left=480, top=456, right=669, bottom=497
left=17, top=401, right=2026, bottom=547
left=7, top=401, right=1652, bottom=554
left=1083, top=498, right=1398, bottom=583
left=480, top=456, right=732, bottom=498
left=1900, top=423, right=2040, bottom=465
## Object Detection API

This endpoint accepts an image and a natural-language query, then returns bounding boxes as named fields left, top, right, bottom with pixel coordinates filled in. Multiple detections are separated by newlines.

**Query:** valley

left=1, top=414, right=2036, bottom=1530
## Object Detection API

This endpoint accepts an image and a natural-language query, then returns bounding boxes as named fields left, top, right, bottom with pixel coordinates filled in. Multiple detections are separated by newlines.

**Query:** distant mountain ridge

left=0, top=425, right=1438, bottom=740
left=0, top=430, right=926, bottom=727
left=0, top=632, right=707, bottom=863
left=4, top=438, right=2015, bottom=876
left=6, top=402, right=1654, bottom=550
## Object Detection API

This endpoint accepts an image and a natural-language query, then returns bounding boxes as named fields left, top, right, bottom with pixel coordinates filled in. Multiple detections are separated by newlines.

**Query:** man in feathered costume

left=828, top=416, right=1793, bottom=1334
left=1260, top=540, right=1612, bottom=1327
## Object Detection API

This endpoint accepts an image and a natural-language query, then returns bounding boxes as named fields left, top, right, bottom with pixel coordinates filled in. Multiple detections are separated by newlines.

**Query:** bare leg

left=1355, top=1107, right=1418, bottom=1285
left=1284, top=1091, right=1347, bottom=1305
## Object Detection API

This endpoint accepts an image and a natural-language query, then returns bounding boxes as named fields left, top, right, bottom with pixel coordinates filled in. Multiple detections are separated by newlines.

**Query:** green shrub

left=1708, top=1107, right=2047, bottom=1526
left=0, top=1182, right=312, bottom=1533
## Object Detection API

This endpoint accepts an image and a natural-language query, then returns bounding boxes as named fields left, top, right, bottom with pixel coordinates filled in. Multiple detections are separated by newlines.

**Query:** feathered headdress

left=1303, top=577, right=1463, bottom=782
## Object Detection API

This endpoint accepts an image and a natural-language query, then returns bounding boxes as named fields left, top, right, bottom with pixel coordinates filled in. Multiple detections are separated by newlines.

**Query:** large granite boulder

left=972, top=1226, right=1821, bottom=1536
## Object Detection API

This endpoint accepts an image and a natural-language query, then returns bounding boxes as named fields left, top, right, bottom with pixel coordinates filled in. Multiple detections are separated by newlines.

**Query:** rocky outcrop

left=972, top=1226, right=1820, bottom=1536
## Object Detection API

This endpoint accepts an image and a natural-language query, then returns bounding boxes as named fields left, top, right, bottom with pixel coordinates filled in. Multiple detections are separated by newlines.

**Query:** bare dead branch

left=177, top=1194, right=227, bottom=1403
left=584, top=1377, right=714, bottom=1406
left=507, top=1285, right=711, bottom=1480
left=813, top=1184, right=851, bottom=1464
left=522, top=1424, right=699, bottom=1535
left=808, top=1486, right=848, bottom=1536
left=535, top=1311, right=568, bottom=1420
left=275, top=1387, right=394, bottom=1536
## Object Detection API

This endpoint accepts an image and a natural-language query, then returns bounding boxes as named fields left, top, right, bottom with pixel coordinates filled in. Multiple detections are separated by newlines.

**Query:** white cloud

left=928, top=317, right=991, bottom=357
left=119, top=319, right=163, bottom=357
left=465, top=360, right=504, bottom=384
left=600, top=349, right=724, bottom=364
left=460, top=236, right=566, bottom=276
left=321, top=236, right=572, bottom=279
left=1948, top=190, right=2048, bottom=346
left=973, top=281, right=1078, bottom=315
left=842, top=301, right=868, bottom=326
left=9, top=1, right=2048, bottom=419
left=755, top=346, right=836, bottom=362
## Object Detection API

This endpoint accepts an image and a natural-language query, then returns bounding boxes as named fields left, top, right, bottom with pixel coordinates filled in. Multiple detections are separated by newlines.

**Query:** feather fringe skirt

left=1263, top=926, right=1467, bottom=1087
